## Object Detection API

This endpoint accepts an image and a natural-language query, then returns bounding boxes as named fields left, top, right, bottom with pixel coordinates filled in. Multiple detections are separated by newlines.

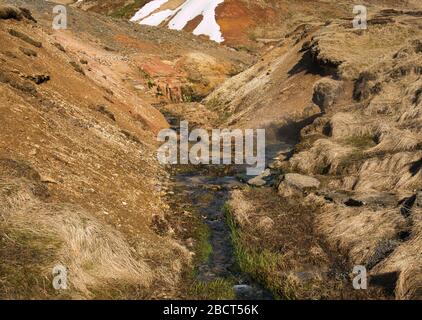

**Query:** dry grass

left=0, top=178, right=154, bottom=298
left=290, top=139, right=354, bottom=175
left=328, top=112, right=375, bottom=139
left=227, top=188, right=383, bottom=299
left=372, top=207, right=422, bottom=299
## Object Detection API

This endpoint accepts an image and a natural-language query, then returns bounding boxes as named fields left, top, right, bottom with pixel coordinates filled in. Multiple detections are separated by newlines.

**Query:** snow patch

left=131, top=0, right=225, bottom=43
left=130, top=0, right=169, bottom=22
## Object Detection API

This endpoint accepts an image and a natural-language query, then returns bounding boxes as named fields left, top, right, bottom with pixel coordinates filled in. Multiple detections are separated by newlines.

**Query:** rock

left=312, top=78, right=342, bottom=109
left=233, top=285, right=254, bottom=299
left=0, top=5, right=21, bottom=20
left=0, top=70, right=37, bottom=95
left=19, top=46, right=37, bottom=57
left=321, top=191, right=399, bottom=209
left=9, top=29, right=42, bottom=48
left=69, top=61, right=85, bottom=75
left=53, top=42, right=66, bottom=52
left=134, top=84, right=145, bottom=91
left=268, top=159, right=283, bottom=169
left=18, top=7, right=36, bottom=23
left=357, top=192, right=398, bottom=208
left=26, top=74, right=50, bottom=84
left=40, top=175, right=58, bottom=184
left=247, top=169, right=271, bottom=187
left=344, top=198, right=364, bottom=207
left=278, top=173, right=320, bottom=197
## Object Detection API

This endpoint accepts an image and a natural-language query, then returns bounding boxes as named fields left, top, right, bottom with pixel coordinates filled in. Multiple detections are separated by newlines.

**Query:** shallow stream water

left=173, top=142, right=291, bottom=300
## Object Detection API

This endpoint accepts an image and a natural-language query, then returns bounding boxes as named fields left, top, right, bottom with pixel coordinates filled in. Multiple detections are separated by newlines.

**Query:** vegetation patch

left=110, top=1, right=150, bottom=19
left=0, top=226, right=64, bottom=299
left=225, top=188, right=381, bottom=299
left=188, top=278, right=236, bottom=300
left=343, top=135, right=377, bottom=150
left=294, top=134, right=325, bottom=153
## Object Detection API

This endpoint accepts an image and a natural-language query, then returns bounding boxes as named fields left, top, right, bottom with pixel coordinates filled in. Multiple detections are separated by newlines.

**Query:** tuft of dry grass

left=0, top=178, right=154, bottom=298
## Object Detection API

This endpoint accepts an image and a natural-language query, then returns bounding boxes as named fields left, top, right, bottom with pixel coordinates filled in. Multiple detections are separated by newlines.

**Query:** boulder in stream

left=247, top=169, right=272, bottom=187
left=278, top=173, right=320, bottom=197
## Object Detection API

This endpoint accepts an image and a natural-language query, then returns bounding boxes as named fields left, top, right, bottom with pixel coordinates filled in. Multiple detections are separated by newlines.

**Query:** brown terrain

left=0, top=0, right=421, bottom=300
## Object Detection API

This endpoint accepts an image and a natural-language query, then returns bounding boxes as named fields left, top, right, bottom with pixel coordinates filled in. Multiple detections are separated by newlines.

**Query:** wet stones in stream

left=175, top=173, right=272, bottom=300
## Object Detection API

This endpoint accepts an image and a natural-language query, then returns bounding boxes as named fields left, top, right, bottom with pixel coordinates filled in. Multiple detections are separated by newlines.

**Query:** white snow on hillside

left=130, top=0, right=225, bottom=43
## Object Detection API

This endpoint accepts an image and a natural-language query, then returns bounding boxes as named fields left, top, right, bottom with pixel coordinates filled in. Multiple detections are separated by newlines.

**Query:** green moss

left=224, top=204, right=290, bottom=299
left=343, top=135, right=376, bottom=149
left=189, top=278, right=236, bottom=300
left=0, top=226, right=64, bottom=299
left=194, top=222, right=213, bottom=266
left=110, top=1, right=149, bottom=19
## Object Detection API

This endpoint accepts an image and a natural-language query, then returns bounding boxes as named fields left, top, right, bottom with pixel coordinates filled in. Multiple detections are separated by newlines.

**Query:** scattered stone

left=121, top=130, right=140, bottom=144
left=268, top=159, right=283, bottom=169
left=0, top=70, right=37, bottom=95
left=19, top=46, right=37, bottom=57
left=0, top=5, right=21, bottom=20
left=104, top=87, right=114, bottom=96
left=53, top=42, right=66, bottom=52
left=344, top=198, right=364, bottom=207
left=9, top=29, right=42, bottom=48
left=40, top=175, right=58, bottom=184
left=26, top=74, right=50, bottom=85
left=247, top=169, right=272, bottom=187
left=358, top=192, right=398, bottom=208
left=278, top=173, right=320, bottom=197
left=233, top=285, right=254, bottom=298
left=322, top=191, right=398, bottom=208
left=69, top=61, right=85, bottom=75
left=80, top=59, right=88, bottom=65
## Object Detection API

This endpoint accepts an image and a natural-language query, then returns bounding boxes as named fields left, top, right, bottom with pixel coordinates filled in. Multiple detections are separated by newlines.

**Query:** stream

left=165, top=110, right=292, bottom=299
left=175, top=173, right=272, bottom=299
left=162, top=108, right=326, bottom=299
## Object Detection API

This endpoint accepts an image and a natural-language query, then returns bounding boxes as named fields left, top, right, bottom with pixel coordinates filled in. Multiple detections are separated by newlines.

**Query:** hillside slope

left=0, top=0, right=251, bottom=299
left=221, top=6, right=422, bottom=299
